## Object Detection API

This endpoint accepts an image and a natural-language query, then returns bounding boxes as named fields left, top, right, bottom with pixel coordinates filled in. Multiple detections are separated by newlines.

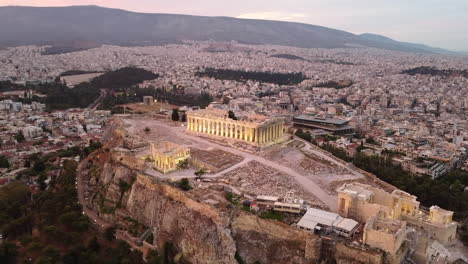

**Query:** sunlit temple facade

left=186, top=109, right=285, bottom=146
left=337, top=182, right=457, bottom=246
left=150, top=141, right=190, bottom=173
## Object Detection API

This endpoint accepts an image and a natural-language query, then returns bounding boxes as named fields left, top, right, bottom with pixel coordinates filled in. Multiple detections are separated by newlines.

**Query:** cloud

left=237, top=11, right=308, bottom=22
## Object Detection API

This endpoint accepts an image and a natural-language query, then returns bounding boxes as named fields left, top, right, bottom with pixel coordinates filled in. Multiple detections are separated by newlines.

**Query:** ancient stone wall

left=112, top=151, right=145, bottom=171
left=231, top=214, right=321, bottom=264
left=335, top=243, right=383, bottom=264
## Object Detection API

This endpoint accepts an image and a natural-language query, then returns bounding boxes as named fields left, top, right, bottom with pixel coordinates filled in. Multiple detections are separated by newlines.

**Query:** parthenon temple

left=186, top=109, right=285, bottom=146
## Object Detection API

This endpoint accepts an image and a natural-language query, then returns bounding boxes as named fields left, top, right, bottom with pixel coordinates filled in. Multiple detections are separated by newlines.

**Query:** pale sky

left=1, top=0, right=467, bottom=51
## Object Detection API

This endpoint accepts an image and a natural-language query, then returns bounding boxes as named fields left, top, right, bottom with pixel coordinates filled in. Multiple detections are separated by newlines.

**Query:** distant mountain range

left=0, top=5, right=457, bottom=55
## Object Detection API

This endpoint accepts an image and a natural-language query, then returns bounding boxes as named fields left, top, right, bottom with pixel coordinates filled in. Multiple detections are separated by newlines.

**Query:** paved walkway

left=299, top=138, right=365, bottom=178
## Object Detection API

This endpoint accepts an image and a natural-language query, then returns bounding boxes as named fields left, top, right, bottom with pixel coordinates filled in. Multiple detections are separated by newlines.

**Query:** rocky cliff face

left=81, top=148, right=322, bottom=264
left=232, top=214, right=321, bottom=263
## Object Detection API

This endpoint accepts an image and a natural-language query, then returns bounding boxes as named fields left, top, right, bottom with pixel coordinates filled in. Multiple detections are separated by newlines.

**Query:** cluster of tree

left=269, top=54, right=306, bottom=61
left=321, top=143, right=468, bottom=219
left=177, top=178, right=192, bottom=191
left=318, top=59, right=356, bottom=65
left=0, top=81, right=22, bottom=92
left=401, top=66, right=468, bottom=78
left=294, top=129, right=312, bottom=142
left=228, top=110, right=238, bottom=120
left=59, top=70, right=100, bottom=77
left=0, top=155, right=10, bottom=168
left=146, top=242, right=190, bottom=264
left=315, top=80, right=354, bottom=89
left=321, top=143, right=352, bottom=162
left=195, top=68, right=307, bottom=85
left=154, top=89, right=212, bottom=108
left=99, top=87, right=213, bottom=111
left=33, top=82, right=100, bottom=110
left=90, top=67, right=159, bottom=90
left=41, top=43, right=100, bottom=55
left=171, top=109, right=180, bottom=121
left=461, top=224, right=468, bottom=246
left=0, top=146, right=161, bottom=263
left=82, top=140, right=103, bottom=158
left=0, top=182, right=32, bottom=239
left=256, top=90, right=277, bottom=98
left=14, top=131, right=25, bottom=143
left=28, top=67, right=159, bottom=111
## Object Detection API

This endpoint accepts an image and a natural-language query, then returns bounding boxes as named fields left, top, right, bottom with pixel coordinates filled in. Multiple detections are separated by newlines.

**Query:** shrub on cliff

left=177, top=178, right=192, bottom=191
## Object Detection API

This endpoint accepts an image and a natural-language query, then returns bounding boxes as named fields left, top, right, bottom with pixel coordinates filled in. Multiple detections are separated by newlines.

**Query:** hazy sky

left=2, top=0, right=467, bottom=51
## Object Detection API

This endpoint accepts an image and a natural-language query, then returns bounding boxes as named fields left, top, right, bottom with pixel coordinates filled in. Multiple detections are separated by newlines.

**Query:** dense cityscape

left=1, top=40, right=467, bottom=263
left=1, top=3, right=468, bottom=264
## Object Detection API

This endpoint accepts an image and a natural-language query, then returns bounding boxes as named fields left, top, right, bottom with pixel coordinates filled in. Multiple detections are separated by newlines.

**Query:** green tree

left=37, top=173, right=48, bottom=191
left=294, top=129, right=312, bottom=142
left=228, top=110, right=238, bottom=120
left=194, top=168, right=207, bottom=178
left=33, top=160, right=46, bottom=172
left=0, top=242, right=18, bottom=264
left=177, top=178, right=192, bottom=191
left=171, top=109, right=180, bottom=121
left=146, top=249, right=162, bottom=264
left=0, top=155, right=10, bottom=168
left=87, top=237, right=101, bottom=253
left=15, top=131, right=25, bottom=143
left=104, top=226, right=116, bottom=241
left=235, top=251, right=245, bottom=264
left=177, top=159, right=189, bottom=169
left=461, top=223, right=468, bottom=246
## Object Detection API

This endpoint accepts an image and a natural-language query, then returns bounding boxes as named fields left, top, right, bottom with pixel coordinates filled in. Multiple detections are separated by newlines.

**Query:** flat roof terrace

left=293, top=115, right=350, bottom=126
left=293, top=115, right=354, bottom=134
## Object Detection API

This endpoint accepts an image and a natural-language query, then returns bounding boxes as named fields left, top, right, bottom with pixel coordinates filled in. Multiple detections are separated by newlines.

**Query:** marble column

left=266, top=127, right=271, bottom=143
left=274, top=123, right=278, bottom=139
left=261, top=128, right=265, bottom=144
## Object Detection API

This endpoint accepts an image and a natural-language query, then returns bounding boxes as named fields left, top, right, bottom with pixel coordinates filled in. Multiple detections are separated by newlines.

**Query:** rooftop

left=368, top=217, right=405, bottom=234
left=338, top=182, right=374, bottom=200
left=188, top=108, right=274, bottom=124
left=151, top=141, right=188, bottom=156
left=294, top=115, right=350, bottom=126
left=297, top=208, right=359, bottom=232
left=430, top=206, right=453, bottom=217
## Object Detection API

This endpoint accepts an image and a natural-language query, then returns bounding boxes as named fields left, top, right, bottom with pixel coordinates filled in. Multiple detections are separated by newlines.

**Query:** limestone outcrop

left=81, top=149, right=322, bottom=264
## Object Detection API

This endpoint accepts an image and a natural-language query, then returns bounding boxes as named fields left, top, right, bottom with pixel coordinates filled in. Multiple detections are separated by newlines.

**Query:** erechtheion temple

left=150, top=141, right=190, bottom=173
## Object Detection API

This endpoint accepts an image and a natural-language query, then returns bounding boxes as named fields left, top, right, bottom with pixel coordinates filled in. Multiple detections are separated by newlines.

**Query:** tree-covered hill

left=90, top=67, right=159, bottom=89
left=196, top=68, right=306, bottom=86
